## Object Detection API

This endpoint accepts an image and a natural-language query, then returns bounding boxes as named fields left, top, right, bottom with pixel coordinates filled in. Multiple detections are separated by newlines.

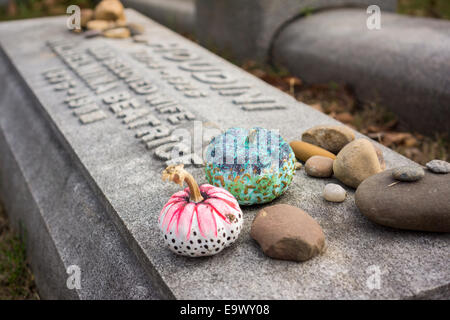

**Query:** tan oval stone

left=103, top=27, right=131, bottom=39
left=86, top=19, right=113, bottom=31
left=302, top=124, right=355, bottom=154
left=290, top=140, right=336, bottom=162
left=251, top=204, right=326, bottom=262
left=94, top=0, right=125, bottom=21
left=305, top=155, right=334, bottom=178
left=333, top=139, right=382, bottom=188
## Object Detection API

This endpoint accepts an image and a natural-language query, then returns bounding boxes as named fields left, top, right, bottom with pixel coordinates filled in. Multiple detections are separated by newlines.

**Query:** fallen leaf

left=250, top=69, right=266, bottom=78
left=383, top=132, right=412, bottom=146
left=310, top=103, right=324, bottom=113
left=367, top=125, right=384, bottom=133
left=404, top=137, right=418, bottom=147
left=334, top=112, right=354, bottom=123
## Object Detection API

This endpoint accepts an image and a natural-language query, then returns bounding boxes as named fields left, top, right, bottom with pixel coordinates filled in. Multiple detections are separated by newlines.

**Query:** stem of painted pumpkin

left=162, top=164, right=204, bottom=203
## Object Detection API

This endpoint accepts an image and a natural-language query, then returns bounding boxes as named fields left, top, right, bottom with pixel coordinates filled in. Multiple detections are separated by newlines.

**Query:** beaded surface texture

left=205, top=127, right=296, bottom=205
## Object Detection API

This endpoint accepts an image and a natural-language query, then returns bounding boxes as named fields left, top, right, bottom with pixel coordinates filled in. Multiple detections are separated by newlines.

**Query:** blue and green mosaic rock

left=205, top=127, right=296, bottom=205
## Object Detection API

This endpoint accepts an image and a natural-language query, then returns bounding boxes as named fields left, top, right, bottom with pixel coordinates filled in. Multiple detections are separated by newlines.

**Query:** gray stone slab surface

left=0, top=43, right=163, bottom=300
left=0, top=9, right=448, bottom=299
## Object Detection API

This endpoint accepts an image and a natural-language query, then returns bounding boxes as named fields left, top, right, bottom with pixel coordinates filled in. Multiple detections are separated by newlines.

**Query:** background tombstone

left=195, top=0, right=397, bottom=63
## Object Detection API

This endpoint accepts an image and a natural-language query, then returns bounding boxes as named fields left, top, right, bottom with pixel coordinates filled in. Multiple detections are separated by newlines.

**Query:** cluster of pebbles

left=74, top=0, right=144, bottom=39
left=250, top=125, right=360, bottom=263
left=287, top=124, right=449, bottom=233
left=290, top=124, right=370, bottom=203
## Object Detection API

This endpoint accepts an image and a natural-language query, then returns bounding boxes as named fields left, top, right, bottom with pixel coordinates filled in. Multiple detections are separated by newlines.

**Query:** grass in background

left=0, top=0, right=94, bottom=21
left=0, top=201, right=39, bottom=299
left=1, top=0, right=450, bottom=21
left=398, top=0, right=450, bottom=19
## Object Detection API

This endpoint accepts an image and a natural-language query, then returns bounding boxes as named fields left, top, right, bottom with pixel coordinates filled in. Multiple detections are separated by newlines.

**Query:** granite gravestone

left=0, top=9, right=448, bottom=299
left=195, top=0, right=397, bottom=62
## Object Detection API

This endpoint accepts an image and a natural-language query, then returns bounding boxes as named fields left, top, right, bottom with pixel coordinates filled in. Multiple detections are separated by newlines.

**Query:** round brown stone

left=305, top=155, right=334, bottom=178
left=250, top=204, right=326, bottom=262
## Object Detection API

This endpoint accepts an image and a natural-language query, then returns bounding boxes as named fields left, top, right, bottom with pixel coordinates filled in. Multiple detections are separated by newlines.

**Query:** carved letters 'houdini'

left=43, top=37, right=287, bottom=167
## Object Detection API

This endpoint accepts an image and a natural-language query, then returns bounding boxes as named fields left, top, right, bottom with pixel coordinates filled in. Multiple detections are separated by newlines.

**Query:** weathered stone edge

left=0, top=46, right=167, bottom=299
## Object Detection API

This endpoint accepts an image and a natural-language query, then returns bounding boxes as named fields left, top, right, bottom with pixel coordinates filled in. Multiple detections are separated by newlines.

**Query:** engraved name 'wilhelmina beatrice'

left=42, top=38, right=287, bottom=167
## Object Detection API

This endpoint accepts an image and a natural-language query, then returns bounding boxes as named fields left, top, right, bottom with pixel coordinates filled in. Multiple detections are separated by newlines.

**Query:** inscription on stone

left=44, top=39, right=203, bottom=166
left=42, top=35, right=287, bottom=168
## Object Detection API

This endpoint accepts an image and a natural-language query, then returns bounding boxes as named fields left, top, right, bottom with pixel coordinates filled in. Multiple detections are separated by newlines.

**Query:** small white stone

left=426, top=159, right=450, bottom=174
left=323, top=183, right=346, bottom=203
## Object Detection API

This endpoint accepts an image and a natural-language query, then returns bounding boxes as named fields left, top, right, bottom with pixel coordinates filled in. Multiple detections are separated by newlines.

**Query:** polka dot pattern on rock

left=159, top=183, right=244, bottom=258
left=162, top=208, right=243, bottom=257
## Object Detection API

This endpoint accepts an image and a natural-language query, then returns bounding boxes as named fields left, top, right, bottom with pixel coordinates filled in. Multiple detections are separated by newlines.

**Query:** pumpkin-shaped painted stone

left=160, top=165, right=243, bottom=257
left=205, top=127, right=296, bottom=205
